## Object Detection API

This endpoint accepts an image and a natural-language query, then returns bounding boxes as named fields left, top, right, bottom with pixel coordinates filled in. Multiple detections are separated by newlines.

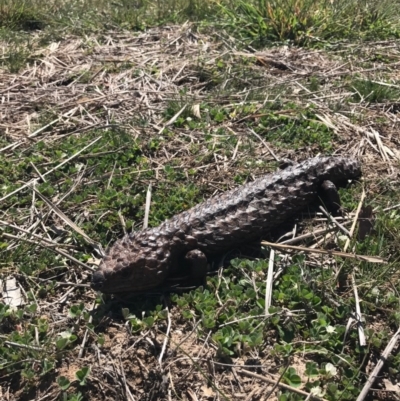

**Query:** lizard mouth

left=91, top=271, right=105, bottom=291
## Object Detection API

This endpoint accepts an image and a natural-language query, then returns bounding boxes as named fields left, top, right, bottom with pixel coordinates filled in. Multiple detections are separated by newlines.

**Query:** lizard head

left=91, top=232, right=172, bottom=294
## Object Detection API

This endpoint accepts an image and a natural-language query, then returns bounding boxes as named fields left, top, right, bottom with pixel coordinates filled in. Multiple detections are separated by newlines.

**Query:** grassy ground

left=1, top=1, right=400, bottom=400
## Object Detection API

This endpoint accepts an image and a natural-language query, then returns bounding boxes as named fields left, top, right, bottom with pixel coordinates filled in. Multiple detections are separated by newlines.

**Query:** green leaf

left=41, top=359, right=54, bottom=375
left=76, top=366, right=91, bottom=386
left=143, top=316, right=154, bottom=328
left=56, top=337, right=69, bottom=350
left=305, top=362, right=319, bottom=378
left=69, top=303, right=85, bottom=318
left=57, top=376, right=71, bottom=390
left=284, top=367, right=302, bottom=388
left=97, top=334, right=105, bottom=346
left=56, top=331, right=77, bottom=350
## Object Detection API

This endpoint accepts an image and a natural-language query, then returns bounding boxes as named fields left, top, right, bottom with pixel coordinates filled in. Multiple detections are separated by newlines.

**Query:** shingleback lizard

left=91, top=156, right=361, bottom=294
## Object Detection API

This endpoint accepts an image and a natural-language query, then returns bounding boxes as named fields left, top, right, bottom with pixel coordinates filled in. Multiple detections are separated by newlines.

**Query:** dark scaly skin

left=91, top=156, right=361, bottom=294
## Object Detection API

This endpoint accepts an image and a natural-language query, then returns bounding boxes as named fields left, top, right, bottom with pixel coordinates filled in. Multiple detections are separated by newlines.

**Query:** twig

left=4, top=341, right=43, bottom=352
left=0, top=118, right=60, bottom=153
left=238, top=368, right=330, bottom=401
left=383, top=202, right=400, bottom=212
left=118, top=211, right=127, bottom=236
left=356, top=326, right=400, bottom=401
left=264, top=249, right=275, bottom=315
left=31, top=187, right=102, bottom=252
left=351, top=274, right=366, bottom=346
left=318, top=206, right=351, bottom=237
left=261, top=241, right=386, bottom=264
left=248, top=128, right=279, bottom=161
left=78, top=301, right=95, bottom=358
left=0, top=219, right=67, bottom=248
left=143, top=183, right=152, bottom=230
left=2, top=233, right=91, bottom=270
left=342, top=316, right=354, bottom=354
left=343, top=188, right=366, bottom=252
left=158, top=104, right=187, bottom=134
left=119, top=357, right=135, bottom=401
left=158, top=307, right=172, bottom=367
left=281, top=223, right=351, bottom=245
left=30, top=162, right=46, bottom=182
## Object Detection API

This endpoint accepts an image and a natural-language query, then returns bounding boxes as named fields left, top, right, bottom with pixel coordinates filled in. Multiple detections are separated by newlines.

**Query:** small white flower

left=371, top=287, right=380, bottom=296
left=326, top=325, right=336, bottom=334
left=325, top=363, right=337, bottom=376
left=337, top=234, right=349, bottom=245
left=75, top=163, right=84, bottom=172
left=311, top=386, right=324, bottom=397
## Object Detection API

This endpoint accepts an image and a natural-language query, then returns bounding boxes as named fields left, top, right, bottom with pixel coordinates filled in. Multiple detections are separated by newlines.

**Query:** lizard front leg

left=320, top=180, right=342, bottom=216
left=184, top=249, right=209, bottom=285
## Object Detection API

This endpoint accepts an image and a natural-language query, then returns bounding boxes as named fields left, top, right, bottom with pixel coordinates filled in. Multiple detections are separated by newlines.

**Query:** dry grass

left=2, top=28, right=400, bottom=162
